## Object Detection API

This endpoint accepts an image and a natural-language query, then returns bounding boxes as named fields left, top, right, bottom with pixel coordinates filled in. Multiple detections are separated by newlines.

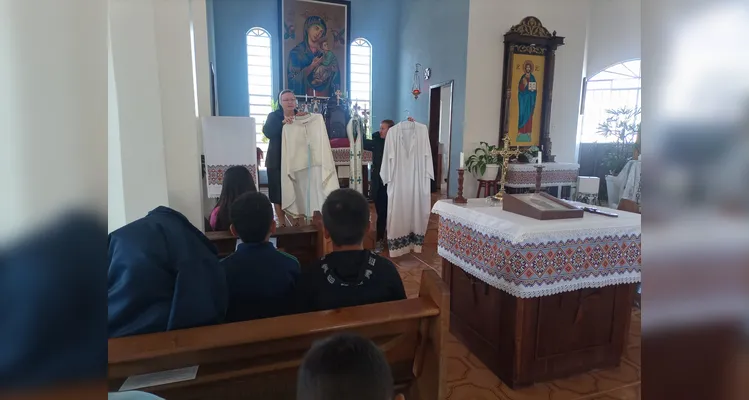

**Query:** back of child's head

left=230, top=192, right=273, bottom=243
left=297, top=333, right=394, bottom=400
left=215, top=166, right=257, bottom=231
left=321, top=188, right=369, bottom=246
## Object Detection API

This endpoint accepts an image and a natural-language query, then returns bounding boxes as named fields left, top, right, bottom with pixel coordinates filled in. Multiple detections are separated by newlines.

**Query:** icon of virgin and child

left=286, top=16, right=341, bottom=97
left=516, top=60, right=538, bottom=143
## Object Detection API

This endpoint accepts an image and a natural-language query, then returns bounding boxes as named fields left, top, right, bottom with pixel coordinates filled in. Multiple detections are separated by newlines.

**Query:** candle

left=313, top=89, right=316, bottom=97
left=305, top=94, right=308, bottom=102
left=537, top=151, right=542, bottom=164
left=459, top=152, right=465, bottom=169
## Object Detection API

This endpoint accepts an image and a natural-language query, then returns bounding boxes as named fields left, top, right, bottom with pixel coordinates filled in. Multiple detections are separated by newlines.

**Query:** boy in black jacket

left=296, top=189, right=406, bottom=312
left=221, top=192, right=300, bottom=322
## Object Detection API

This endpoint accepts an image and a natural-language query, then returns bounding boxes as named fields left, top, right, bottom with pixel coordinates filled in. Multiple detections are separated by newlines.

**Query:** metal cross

left=491, top=135, right=523, bottom=201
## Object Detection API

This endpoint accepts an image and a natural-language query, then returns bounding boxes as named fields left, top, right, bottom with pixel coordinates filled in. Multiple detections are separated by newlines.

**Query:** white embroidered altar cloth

left=431, top=199, right=641, bottom=298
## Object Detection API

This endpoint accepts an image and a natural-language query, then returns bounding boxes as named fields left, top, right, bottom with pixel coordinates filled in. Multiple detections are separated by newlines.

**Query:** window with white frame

left=580, top=60, right=641, bottom=143
left=247, top=28, right=273, bottom=167
left=350, top=38, right=372, bottom=123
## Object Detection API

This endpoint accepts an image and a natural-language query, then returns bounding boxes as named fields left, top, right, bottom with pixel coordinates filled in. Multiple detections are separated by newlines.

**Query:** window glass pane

left=351, top=72, right=370, bottom=83
left=351, top=91, right=370, bottom=101
left=611, top=78, right=641, bottom=90
left=350, top=54, right=370, bottom=65
left=247, top=65, right=271, bottom=76
left=586, top=80, right=611, bottom=90
left=350, top=63, right=370, bottom=75
left=250, top=105, right=272, bottom=115
left=581, top=61, right=641, bottom=143
left=246, top=36, right=269, bottom=47
left=246, top=45, right=270, bottom=57
left=249, top=84, right=272, bottom=96
left=248, top=56, right=271, bottom=67
left=351, top=46, right=371, bottom=56
left=249, top=75, right=272, bottom=87
left=351, top=82, right=369, bottom=94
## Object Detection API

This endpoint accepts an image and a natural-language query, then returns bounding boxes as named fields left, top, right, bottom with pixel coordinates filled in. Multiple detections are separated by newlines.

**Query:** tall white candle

left=313, top=89, right=316, bottom=97
left=459, top=152, right=465, bottom=169
left=537, top=150, right=542, bottom=164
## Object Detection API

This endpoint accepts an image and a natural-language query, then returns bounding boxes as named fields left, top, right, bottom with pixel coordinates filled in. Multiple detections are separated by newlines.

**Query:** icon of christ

left=517, top=60, right=537, bottom=143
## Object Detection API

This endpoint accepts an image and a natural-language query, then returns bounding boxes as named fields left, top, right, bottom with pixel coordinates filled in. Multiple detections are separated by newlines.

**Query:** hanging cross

left=490, top=135, right=523, bottom=201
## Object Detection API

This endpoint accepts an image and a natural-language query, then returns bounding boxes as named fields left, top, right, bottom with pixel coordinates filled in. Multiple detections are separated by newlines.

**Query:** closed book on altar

left=502, top=192, right=583, bottom=220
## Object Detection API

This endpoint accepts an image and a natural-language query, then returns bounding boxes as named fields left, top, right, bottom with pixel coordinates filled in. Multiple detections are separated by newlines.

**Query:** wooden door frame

left=427, top=80, right=455, bottom=194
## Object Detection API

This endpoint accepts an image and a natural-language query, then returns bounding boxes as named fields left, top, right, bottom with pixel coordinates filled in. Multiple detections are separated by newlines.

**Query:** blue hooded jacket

left=108, top=206, right=227, bottom=338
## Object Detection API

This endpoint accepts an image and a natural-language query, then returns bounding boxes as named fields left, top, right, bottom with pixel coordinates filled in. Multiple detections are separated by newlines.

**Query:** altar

left=431, top=199, right=641, bottom=387
left=505, top=162, right=580, bottom=199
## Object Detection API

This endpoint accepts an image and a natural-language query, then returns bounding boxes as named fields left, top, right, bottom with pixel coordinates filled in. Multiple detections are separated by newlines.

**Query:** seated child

left=297, top=333, right=405, bottom=400
left=221, top=192, right=300, bottom=322
left=296, top=189, right=406, bottom=313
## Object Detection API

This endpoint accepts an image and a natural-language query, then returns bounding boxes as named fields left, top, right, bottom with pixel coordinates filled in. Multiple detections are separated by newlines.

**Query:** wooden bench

left=108, top=269, right=449, bottom=400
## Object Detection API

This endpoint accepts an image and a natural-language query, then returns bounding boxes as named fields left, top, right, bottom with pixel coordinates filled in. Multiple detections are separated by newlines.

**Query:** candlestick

left=533, top=164, right=545, bottom=193
left=459, top=152, right=465, bottom=169
left=454, top=169, right=468, bottom=204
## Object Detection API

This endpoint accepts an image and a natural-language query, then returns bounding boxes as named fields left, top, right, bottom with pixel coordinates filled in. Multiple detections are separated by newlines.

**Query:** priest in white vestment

left=281, top=113, right=339, bottom=219
left=380, top=119, right=433, bottom=257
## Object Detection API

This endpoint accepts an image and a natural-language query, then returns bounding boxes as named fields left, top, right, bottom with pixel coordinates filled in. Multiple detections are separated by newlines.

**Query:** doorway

left=428, top=80, right=454, bottom=195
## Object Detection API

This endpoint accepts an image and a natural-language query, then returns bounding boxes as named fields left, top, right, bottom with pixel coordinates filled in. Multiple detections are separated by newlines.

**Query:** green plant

left=596, top=107, right=640, bottom=175
left=523, top=145, right=540, bottom=161
left=465, top=142, right=502, bottom=177
left=270, top=98, right=279, bottom=111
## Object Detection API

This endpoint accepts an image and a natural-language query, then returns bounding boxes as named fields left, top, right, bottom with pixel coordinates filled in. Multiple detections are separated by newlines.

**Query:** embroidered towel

left=201, top=116, right=258, bottom=198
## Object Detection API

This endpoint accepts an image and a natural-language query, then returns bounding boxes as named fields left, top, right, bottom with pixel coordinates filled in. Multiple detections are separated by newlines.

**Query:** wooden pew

left=108, top=270, right=449, bottom=400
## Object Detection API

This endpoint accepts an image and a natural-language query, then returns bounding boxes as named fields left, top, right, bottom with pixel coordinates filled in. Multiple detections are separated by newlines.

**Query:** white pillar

left=109, top=0, right=204, bottom=229
left=0, top=0, right=107, bottom=240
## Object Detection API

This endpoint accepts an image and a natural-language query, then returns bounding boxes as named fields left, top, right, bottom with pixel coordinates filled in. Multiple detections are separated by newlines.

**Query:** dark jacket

left=262, top=108, right=297, bottom=170
left=295, top=250, right=406, bottom=313
left=364, top=132, right=387, bottom=198
left=221, top=242, right=300, bottom=322
left=108, top=206, right=227, bottom=338
left=0, top=211, right=106, bottom=389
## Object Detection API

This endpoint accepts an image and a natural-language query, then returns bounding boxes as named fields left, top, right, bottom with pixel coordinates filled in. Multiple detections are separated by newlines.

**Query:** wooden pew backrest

left=108, top=269, right=448, bottom=400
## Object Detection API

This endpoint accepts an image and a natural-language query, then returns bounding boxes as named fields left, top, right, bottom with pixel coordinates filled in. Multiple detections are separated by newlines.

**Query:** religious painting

left=280, top=0, right=350, bottom=98
left=499, top=17, right=564, bottom=160
left=508, top=53, right=545, bottom=146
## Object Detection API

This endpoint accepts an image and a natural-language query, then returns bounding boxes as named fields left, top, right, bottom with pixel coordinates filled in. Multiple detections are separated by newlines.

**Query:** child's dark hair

left=381, top=119, right=395, bottom=129
left=214, top=166, right=257, bottom=231
left=297, top=333, right=394, bottom=400
left=229, top=192, right=273, bottom=243
left=321, top=188, right=369, bottom=246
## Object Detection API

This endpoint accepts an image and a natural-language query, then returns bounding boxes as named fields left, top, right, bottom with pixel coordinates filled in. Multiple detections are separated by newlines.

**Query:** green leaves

left=596, top=106, right=641, bottom=175
left=466, top=142, right=502, bottom=176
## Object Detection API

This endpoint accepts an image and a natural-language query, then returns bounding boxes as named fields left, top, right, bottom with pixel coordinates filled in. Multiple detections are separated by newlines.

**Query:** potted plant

left=465, top=142, right=501, bottom=180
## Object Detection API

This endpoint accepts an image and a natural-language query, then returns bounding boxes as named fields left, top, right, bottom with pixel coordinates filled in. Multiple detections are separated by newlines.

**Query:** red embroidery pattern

left=207, top=164, right=257, bottom=186
left=438, top=217, right=641, bottom=288
left=506, top=169, right=578, bottom=186
left=332, top=148, right=372, bottom=164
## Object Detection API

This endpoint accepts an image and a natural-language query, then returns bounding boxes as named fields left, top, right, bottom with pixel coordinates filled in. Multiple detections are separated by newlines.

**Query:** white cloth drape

left=346, top=118, right=365, bottom=194
left=281, top=114, right=339, bottom=218
left=201, top=117, right=258, bottom=198
left=380, top=121, right=433, bottom=257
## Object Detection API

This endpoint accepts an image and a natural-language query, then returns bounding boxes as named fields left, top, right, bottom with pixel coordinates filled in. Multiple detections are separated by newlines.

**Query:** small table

left=476, top=179, right=500, bottom=197
left=505, top=162, right=579, bottom=199
left=431, top=199, right=641, bottom=388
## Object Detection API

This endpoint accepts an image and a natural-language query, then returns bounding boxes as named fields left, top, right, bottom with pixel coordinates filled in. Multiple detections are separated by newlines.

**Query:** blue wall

left=209, top=0, right=400, bottom=121
left=396, top=0, right=469, bottom=197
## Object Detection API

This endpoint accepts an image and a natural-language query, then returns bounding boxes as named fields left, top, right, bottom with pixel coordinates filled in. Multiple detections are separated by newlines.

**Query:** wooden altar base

left=442, top=259, right=635, bottom=389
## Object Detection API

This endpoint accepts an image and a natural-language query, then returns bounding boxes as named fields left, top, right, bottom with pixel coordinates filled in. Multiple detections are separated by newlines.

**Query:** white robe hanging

left=281, top=114, right=339, bottom=218
left=346, top=118, right=364, bottom=194
left=380, top=121, right=433, bottom=257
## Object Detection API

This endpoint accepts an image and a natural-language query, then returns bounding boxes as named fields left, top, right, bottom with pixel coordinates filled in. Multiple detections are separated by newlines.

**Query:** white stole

left=346, top=118, right=365, bottom=194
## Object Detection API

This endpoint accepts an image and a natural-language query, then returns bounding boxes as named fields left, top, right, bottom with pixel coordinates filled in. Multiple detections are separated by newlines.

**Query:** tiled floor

left=370, top=194, right=642, bottom=400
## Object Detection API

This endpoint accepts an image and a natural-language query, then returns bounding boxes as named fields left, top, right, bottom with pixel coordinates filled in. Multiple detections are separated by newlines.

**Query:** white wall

left=109, top=0, right=203, bottom=229
left=463, top=0, right=590, bottom=196
left=587, top=0, right=641, bottom=76
left=108, top=24, right=126, bottom=232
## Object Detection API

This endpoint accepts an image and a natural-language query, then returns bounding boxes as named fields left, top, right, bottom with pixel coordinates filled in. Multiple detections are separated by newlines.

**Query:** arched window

left=246, top=28, right=273, bottom=165
left=350, top=38, right=372, bottom=121
left=580, top=60, right=641, bottom=143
